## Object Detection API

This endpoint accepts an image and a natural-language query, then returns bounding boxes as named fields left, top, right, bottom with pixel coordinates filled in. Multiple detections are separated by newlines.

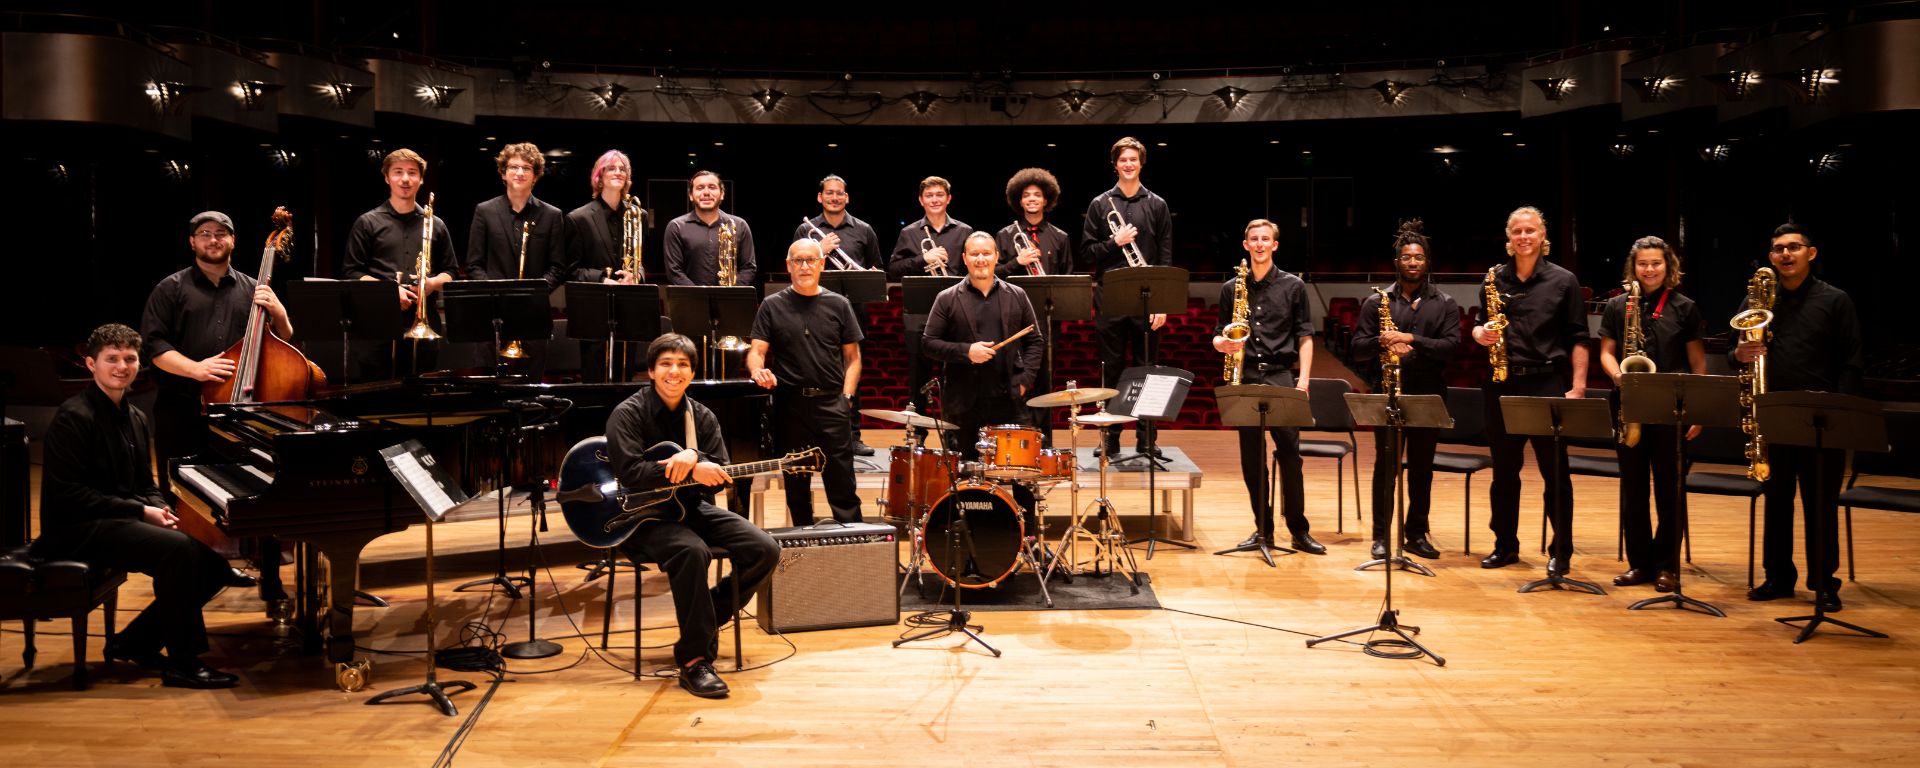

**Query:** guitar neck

left=722, top=457, right=790, bottom=478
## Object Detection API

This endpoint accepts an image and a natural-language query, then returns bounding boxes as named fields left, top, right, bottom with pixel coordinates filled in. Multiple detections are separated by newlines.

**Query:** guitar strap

left=685, top=406, right=698, bottom=455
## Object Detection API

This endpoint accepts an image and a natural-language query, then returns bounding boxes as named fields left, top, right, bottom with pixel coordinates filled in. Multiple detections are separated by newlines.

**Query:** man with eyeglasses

left=1736, top=222, right=1864, bottom=613
left=468, top=143, right=568, bottom=288
left=745, top=240, right=865, bottom=525
left=792, top=175, right=882, bottom=456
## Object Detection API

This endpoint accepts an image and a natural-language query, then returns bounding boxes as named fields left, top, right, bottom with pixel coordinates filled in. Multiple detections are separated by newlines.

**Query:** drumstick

left=989, top=324, right=1036, bottom=352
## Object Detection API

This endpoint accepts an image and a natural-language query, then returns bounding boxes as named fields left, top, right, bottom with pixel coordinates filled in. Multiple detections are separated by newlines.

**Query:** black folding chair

left=1300, top=378, right=1364, bottom=533
left=1432, top=387, right=1494, bottom=554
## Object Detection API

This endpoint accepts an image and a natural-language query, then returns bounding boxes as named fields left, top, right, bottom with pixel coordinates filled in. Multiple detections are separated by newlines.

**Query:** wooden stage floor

left=5, top=429, right=1918, bottom=766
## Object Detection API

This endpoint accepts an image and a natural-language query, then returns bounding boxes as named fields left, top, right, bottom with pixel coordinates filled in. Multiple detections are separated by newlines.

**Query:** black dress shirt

left=664, top=212, right=756, bottom=286
left=1352, top=280, right=1463, bottom=392
left=606, top=386, right=729, bottom=507
left=565, top=197, right=638, bottom=283
left=140, top=266, right=257, bottom=400
left=466, top=194, right=569, bottom=289
left=1215, top=266, right=1315, bottom=368
left=1487, top=259, right=1590, bottom=368
left=1733, top=277, right=1863, bottom=395
left=993, top=219, right=1074, bottom=278
left=1079, top=185, right=1173, bottom=277
left=924, top=279, right=1045, bottom=417
left=1599, top=288, right=1703, bottom=374
left=34, top=385, right=166, bottom=551
left=792, top=214, right=883, bottom=270
left=342, top=200, right=457, bottom=282
left=887, top=217, right=974, bottom=280
left=750, top=288, right=864, bottom=390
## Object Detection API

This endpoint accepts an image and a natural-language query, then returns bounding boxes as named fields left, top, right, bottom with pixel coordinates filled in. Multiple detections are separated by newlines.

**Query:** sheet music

left=379, top=440, right=467, bottom=522
left=1134, top=374, right=1180, bottom=420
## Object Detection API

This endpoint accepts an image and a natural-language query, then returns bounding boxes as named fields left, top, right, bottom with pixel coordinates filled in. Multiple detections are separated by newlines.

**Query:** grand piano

left=168, top=376, right=769, bottom=689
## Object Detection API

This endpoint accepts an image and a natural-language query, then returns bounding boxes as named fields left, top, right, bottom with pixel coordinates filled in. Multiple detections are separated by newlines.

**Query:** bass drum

left=922, top=482, right=1026, bottom=589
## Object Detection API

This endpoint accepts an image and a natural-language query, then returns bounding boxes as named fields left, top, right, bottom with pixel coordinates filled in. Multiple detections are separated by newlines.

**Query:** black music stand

left=442, top=280, right=553, bottom=379
left=1499, top=396, right=1611, bottom=595
left=281, top=279, right=402, bottom=387
left=818, top=270, right=889, bottom=305
left=903, top=276, right=965, bottom=430
left=1620, top=373, right=1740, bottom=617
left=1111, top=365, right=1196, bottom=557
left=662, top=286, right=757, bottom=380
left=565, top=283, right=664, bottom=383
left=1098, top=266, right=1188, bottom=460
left=1009, top=274, right=1094, bottom=434
left=368, top=440, right=475, bottom=717
left=1755, top=391, right=1890, bottom=643
left=1212, top=385, right=1312, bottom=566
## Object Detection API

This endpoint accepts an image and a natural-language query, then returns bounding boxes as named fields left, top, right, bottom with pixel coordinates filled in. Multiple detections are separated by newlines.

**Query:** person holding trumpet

left=994, top=167, right=1074, bottom=443
left=922, top=232, right=1044, bottom=463
left=889, top=176, right=974, bottom=421
left=1080, top=137, right=1173, bottom=457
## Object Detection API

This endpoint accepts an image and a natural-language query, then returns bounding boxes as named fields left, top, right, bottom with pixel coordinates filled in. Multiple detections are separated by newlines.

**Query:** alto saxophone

left=1616, top=280, right=1657, bottom=446
left=621, top=194, right=645, bottom=283
left=715, top=220, right=748, bottom=354
left=1731, top=267, right=1777, bottom=481
left=403, top=192, right=441, bottom=341
left=1375, top=287, right=1401, bottom=399
left=1221, top=259, right=1251, bottom=384
left=1482, top=266, right=1508, bottom=382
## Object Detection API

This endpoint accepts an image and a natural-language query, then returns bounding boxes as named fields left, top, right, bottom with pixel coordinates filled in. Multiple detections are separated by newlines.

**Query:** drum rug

left=897, top=570, right=1160, bottom=612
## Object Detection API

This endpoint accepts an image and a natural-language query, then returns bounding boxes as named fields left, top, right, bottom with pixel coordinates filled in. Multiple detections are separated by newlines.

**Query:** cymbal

left=859, top=408, right=958, bottom=431
left=1026, top=387, right=1119, bottom=408
left=1071, top=412, right=1137, bottom=426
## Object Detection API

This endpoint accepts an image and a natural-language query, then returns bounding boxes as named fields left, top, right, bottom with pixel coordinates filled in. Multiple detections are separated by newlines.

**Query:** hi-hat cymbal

left=1026, top=387, right=1119, bottom=408
left=1071, top=412, right=1137, bottom=426
left=859, top=408, right=958, bottom=431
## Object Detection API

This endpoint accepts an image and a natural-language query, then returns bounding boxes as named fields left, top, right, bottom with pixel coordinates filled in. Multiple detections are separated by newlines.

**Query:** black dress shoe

left=851, top=441, right=877, bottom=457
left=1546, top=556, right=1568, bottom=577
left=1402, top=535, right=1441, bottom=560
left=1233, top=531, right=1268, bottom=548
left=104, top=640, right=167, bottom=671
left=1748, top=582, right=1795, bottom=601
left=1815, top=590, right=1843, bottom=613
left=224, top=568, right=259, bottom=589
left=1369, top=539, right=1388, bottom=559
left=162, top=664, right=238, bottom=690
left=1289, top=533, right=1327, bottom=555
left=1654, top=571, right=1678, bottom=593
left=1613, top=568, right=1656, bottom=587
left=1480, top=550, right=1520, bottom=569
left=678, top=661, right=730, bottom=699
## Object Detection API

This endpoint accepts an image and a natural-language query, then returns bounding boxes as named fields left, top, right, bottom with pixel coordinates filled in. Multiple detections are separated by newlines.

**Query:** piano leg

left=318, top=542, right=364, bottom=667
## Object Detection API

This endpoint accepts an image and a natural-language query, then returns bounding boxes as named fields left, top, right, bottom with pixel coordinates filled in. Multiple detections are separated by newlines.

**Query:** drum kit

left=861, top=381, right=1145, bottom=606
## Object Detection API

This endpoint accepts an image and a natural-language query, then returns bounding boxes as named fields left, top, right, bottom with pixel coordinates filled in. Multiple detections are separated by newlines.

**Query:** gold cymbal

left=858, top=408, right=958, bottom=431
left=1026, top=387, right=1119, bottom=408
left=1070, top=412, right=1138, bottom=426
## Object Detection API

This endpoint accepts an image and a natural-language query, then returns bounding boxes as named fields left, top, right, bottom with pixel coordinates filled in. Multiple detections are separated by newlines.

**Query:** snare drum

left=883, top=446, right=961, bottom=523
left=979, top=424, right=1045, bottom=479
left=923, top=481, right=1026, bottom=588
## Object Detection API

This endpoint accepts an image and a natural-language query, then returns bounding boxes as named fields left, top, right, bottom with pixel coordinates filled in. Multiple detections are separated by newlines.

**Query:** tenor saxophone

left=1375, top=287, right=1402, bottom=399
left=1221, top=260, right=1251, bottom=384
left=1616, top=280, right=1657, bottom=446
left=1482, top=266, right=1508, bottom=382
left=1731, top=267, right=1777, bottom=481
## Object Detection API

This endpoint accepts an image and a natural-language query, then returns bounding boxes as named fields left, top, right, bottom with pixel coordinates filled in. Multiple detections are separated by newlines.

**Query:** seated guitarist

left=606, top=333, right=778, bottom=699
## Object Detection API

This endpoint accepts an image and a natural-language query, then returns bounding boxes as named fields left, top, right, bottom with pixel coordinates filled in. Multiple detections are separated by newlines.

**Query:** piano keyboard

left=176, top=463, right=274, bottom=513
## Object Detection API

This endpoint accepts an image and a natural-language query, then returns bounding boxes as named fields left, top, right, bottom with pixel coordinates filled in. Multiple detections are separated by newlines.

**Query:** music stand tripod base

left=1499, top=396, right=1611, bottom=598
left=1305, top=608, right=1445, bottom=666
left=1356, top=555, right=1435, bottom=577
left=1212, top=385, right=1312, bottom=568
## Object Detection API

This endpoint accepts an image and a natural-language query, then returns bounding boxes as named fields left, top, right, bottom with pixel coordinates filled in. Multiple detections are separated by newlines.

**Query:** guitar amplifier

left=755, top=522, right=899, bottom=633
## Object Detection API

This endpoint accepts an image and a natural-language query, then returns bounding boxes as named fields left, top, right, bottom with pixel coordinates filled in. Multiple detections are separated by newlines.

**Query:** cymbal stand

left=896, top=410, right=934, bottom=599
left=1053, top=401, right=1142, bottom=590
left=454, top=421, right=529, bottom=599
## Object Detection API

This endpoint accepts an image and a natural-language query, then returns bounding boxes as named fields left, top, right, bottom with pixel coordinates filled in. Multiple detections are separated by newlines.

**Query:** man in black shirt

left=1080, top=137, right=1173, bottom=456
left=664, top=170, right=755, bottom=287
left=793, top=174, right=883, bottom=456
left=746, top=239, right=866, bottom=525
left=342, top=148, right=457, bottom=379
left=1737, top=223, right=1864, bottom=611
left=1351, top=221, right=1459, bottom=560
left=1599, top=236, right=1707, bottom=591
left=1211, top=220, right=1324, bottom=555
left=607, top=334, right=778, bottom=699
left=923, top=232, right=1045, bottom=463
left=566, top=150, right=646, bottom=383
left=33, top=324, right=243, bottom=689
left=995, top=168, right=1075, bottom=444
left=888, top=177, right=973, bottom=419
left=1470, top=206, right=1591, bottom=574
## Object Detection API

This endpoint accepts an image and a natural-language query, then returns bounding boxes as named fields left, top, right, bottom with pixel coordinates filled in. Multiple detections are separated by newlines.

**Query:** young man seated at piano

left=606, top=333, right=778, bottom=699
left=33, top=324, right=252, bottom=689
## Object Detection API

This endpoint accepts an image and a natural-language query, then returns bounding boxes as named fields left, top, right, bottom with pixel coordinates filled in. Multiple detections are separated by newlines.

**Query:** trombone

left=800, top=217, right=870, bottom=271
left=921, top=225, right=949, bottom=276
left=1105, top=197, right=1148, bottom=268
left=402, top=192, right=441, bottom=340
left=620, top=194, right=644, bottom=283
left=498, top=220, right=531, bottom=359
left=1013, top=230, right=1044, bottom=275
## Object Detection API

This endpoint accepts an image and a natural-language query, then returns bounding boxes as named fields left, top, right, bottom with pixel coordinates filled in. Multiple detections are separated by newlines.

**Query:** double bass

left=203, top=207, right=327, bottom=406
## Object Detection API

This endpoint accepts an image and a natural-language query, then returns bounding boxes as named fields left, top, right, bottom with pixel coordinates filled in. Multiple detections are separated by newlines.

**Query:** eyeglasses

left=1769, top=242, right=1809, bottom=255
left=788, top=257, right=824, bottom=266
left=505, top=164, right=536, bottom=173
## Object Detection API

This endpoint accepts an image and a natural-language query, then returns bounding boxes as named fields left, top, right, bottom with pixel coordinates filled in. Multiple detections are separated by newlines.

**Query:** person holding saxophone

left=665, top=170, right=756, bottom=288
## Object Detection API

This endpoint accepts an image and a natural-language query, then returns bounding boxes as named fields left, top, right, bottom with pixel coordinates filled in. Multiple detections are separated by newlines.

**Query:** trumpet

left=1482, top=266, right=1508, bottom=382
left=800, top=217, right=868, bottom=271
left=620, top=194, right=644, bottom=283
left=1732, top=267, right=1777, bottom=481
left=403, top=192, right=441, bottom=341
left=1221, top=260, right=1251, bottom=384
left=921, top=225, right=949, bottom=276
left=1013, top=230, right=1044, bottom=275
left=1105, top=197, right=1148, bottom=268
left=1615, top=279, right=1655, bottom=446
left=498, top=220, right=531, bottom=360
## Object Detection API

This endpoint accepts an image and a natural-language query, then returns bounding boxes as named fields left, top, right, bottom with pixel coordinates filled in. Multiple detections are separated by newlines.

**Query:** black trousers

left=1236, top=369, right=1308, bottom=539
left=1483, top=372, right=1575, bottom=558
left=1370, top=424, right=1438, bottom=540
left=46, top=519, right=231, bottom=662
left=1761, top=444, right=1845, bottom=593
left=773, top=390, right=862, bottom=525
left=618, top=500, right=777, bottom=666
left=943, top=394, right=1026, bottom=463
left=1618, top=422, right=1683, bottom=573
left=1097, top=312, right=1159, bottom=445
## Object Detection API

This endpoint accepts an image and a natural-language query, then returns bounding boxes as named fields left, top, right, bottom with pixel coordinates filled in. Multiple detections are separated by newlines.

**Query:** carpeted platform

left=899, top=570, right=1160, bottom=612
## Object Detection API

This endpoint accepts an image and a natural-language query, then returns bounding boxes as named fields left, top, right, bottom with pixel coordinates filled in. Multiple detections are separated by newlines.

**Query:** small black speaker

left=755, top=522, right=899, bottom=633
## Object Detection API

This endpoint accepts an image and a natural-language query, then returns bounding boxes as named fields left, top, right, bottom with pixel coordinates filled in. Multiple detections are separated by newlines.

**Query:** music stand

left=565, top=283, right=664, bottom=383
left=1755, top=391, right=1890, bottom=643
left=1620, top=373, right=1741, bottom=617
left=281, top=279, right=402, bottom=387
left=817, top=270, right=888, bottom=305
left=903, top=276, right=965, bottom=428
left=1098, top=266, right=1188, bottom=460
left=1009, top=274, right=1094, bottom=434
left=1499, top=396, right=1612, bottom=595
left=442, top=280, right=553, bottom=379
left=1110, top=365, right=1196, bottom=557
left=1351, top=393, right=1450, bottom=578
left=661, top=286, right=757, bottom=380
left=367, top=440, right=475, bottom=717
left=1212, top=385, right=1312, bottom=566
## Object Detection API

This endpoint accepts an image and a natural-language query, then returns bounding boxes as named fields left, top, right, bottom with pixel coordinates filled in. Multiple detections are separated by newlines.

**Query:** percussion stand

left=1050, top=404, right=1143, bottom=589
left=895, top=407, right=934, bottom=599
